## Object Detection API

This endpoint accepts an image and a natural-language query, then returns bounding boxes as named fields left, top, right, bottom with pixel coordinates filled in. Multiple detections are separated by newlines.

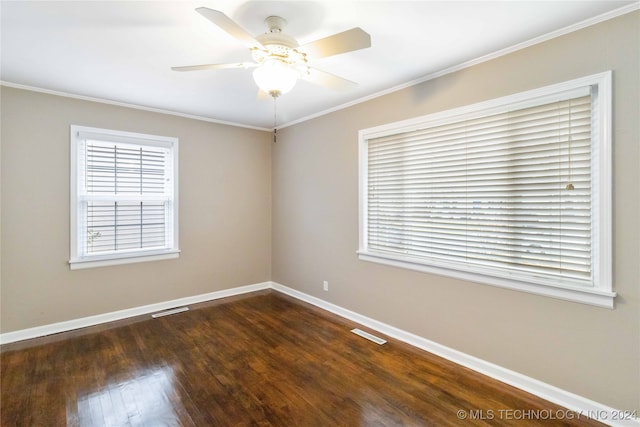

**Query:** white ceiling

left=1, top=1, right=636, bottom=130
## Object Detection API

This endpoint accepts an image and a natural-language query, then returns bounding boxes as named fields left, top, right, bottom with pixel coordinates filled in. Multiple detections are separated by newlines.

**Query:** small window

left=70, top=126, right=179, bottom=269
left=358, top=72, right=614, bottom=308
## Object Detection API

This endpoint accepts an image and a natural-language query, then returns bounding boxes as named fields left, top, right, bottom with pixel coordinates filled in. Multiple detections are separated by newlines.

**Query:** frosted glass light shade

left=253, top=59, right=298, bottom=96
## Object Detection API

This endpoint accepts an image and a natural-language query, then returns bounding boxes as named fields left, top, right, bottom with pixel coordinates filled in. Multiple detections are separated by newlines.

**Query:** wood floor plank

left=1, top=290, right=606, bottom=426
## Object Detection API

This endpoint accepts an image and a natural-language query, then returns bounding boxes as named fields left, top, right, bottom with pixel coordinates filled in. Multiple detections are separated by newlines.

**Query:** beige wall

left=272, top=12, right=639, bottom=411
left=1, top=87, right=272, bottom=331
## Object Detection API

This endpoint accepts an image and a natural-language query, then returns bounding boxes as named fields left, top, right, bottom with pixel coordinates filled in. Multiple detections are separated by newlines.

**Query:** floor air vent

left=151, top=307, right=189, bottom=318
left=351, top=328, right=387, bottom=345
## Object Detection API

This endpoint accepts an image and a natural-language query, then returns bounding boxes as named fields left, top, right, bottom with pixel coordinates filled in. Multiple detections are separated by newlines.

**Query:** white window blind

left=81, top=139, right=171, bottom=254
left=359, top=72, right=614, bottom=307
left=70, top=126, right=179, bottom=269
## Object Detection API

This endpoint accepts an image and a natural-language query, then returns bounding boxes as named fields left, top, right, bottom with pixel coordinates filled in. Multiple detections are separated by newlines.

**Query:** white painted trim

left=278, top=3, right=639, bottom=130
left=0, top=81, right=271, bottom=132
left=358, top=252, right=616, bottom=309
left=0, top=282, right=271, bottom=345
left=359, top=73, right=604, bottom=138
left=270, top=282, right=638, bottom=427
left=69, top=250, right=181, bottom=270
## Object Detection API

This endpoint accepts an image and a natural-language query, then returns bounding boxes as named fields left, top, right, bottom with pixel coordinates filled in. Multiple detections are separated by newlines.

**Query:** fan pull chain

left=273, top=95, right=278, bottom=143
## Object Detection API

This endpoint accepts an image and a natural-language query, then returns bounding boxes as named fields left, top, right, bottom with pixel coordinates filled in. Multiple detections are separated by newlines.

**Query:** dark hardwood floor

left=1, top=290, right=605, bottom=426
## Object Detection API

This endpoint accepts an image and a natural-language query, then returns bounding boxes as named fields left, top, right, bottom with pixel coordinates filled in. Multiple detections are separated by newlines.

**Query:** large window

left=70, top=126, right=179, bottom=269
left=358, top=72, right=614, bottom=308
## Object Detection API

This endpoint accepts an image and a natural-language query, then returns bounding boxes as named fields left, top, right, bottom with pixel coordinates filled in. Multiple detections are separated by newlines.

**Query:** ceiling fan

left=172, top=7, right=371, bottom=98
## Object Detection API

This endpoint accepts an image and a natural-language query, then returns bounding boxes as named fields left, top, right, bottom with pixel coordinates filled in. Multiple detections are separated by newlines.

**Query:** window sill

left=69, top=249, right=180, bottom=270
left=357, top=251, right=616, bottom=309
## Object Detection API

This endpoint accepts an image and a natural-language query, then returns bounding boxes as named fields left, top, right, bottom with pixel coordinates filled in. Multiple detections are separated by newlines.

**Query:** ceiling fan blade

left=172, top=62, right=257, bottom=72
left=196, top=7, right=263, bottom=49
left=299, top=28, right=371, bottom=59
left=301, top=67, right=358, bottom=91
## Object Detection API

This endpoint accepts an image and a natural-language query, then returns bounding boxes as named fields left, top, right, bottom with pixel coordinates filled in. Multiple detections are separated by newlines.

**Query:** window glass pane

left=85, top=201, right=167, bottom=254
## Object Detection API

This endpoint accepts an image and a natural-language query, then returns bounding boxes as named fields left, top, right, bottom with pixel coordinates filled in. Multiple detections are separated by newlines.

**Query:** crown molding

left=2, top=3, right=637, bottom=132
left=279, top=2, right=640, bottom=129
left=0, top=81, right=271, bottom=132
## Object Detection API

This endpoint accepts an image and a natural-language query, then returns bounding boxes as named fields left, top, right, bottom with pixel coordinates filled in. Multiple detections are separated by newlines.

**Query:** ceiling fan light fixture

left=253, top=59, right=299, bottom=97
left=174, top=8, right=371, bottom=98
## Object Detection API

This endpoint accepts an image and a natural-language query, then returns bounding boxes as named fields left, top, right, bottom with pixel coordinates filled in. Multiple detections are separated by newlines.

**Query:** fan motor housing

left=253, top=22, right=307, bottom=66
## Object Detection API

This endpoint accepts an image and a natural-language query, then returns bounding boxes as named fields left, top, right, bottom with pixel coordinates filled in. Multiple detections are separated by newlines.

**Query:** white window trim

left=358, top=71, right=615, bottom=308
left=69, top=125, right=180, bottom=269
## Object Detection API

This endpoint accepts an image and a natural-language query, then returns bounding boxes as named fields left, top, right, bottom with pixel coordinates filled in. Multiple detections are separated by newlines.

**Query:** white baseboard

left=0, top=282, right=271, bottom=345
left=1, top=280, right=636, bottom=426
left=271, top=282, right=639, bottom=427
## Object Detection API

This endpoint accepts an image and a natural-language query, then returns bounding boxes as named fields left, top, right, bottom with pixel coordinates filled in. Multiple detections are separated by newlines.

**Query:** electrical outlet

left=323, top=280, right=329, bottom=291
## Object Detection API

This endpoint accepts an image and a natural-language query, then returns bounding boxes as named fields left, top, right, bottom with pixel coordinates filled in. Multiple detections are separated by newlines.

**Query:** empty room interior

left=1, top=1, right=639, bottom=426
